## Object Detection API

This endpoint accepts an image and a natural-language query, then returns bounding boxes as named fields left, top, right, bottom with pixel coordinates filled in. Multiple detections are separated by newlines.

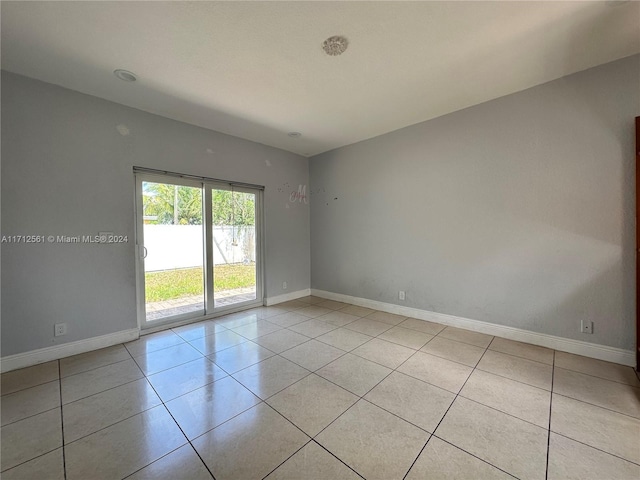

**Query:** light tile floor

left=2, top=296, right=640, bottom=479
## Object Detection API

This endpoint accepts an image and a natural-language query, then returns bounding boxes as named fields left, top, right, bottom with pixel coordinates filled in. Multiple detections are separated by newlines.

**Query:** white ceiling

left=2, top=1, right=639, bottom=157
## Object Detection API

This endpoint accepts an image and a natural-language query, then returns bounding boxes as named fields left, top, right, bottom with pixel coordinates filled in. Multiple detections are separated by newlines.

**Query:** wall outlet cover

left=54, top=323, right=67, bottom=336
left=580, top=320, right=594, bottom=334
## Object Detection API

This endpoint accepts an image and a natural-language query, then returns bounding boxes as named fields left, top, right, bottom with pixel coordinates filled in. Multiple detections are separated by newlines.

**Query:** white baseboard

left=311, top=289, right=635, bottom=367
left=0, top=289, right=309, bottom=373
left=265, top=288, right=311, bottom=306
left=3, top=290, right=633, bottom=372
left=0, top=328, right=140, bottom=373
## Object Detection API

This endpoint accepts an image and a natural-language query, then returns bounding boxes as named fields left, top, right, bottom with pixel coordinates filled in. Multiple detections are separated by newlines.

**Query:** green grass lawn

left=145, top=263, right=256, bottom=302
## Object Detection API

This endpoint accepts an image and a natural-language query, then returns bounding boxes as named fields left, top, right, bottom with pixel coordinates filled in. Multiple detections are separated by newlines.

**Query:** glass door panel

left=136, top=171, right=263, bottom=329
left=211, top=188, right=257, bottom=308
left=141, top=180, right=205, bottom=323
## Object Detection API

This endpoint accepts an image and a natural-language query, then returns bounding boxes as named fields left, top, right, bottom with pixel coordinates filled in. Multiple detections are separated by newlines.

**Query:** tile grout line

left=1, top=404, right=62, bottom=429
left=0, top=306, right=419, bottom=475
left=0, top=376, right=62, bottom=398
left=545, top=350, right=556, bottom=480
left=135, top=350, right=207, bottom=377
left=275, top=307, right=638, bottom=386
left=400, top=335, right=499, bottom=478
left=430, top=336, right=521, bottom=478
left=58, top=360, right=167, bottom=448
left=553, top=364, right=640, bottom=388
left=58, top=360, right=67, bottom=480
left=453, top=394, right=550, bottom=431
left=312, top=340, right=395, bottom=371
left=260, top=382, right=370, bottom=480
left=430, top=435, right=519, bottom=479
left=336, top=330, right=547, bottom=431
left=231, top=366, right=313, bottom=404
left=255, top=316, right=364, bottom=368
left=124, top=337, right=187, bottom=358
left=305, top=370, right=394, bottom=446
left=0, top=354, right=138, bottom=400
left=172, top=327, right=228, bottom=344
left=120, top=444, right=192, bottom=480
left=1, top=370, right=150, bottom=474
left=208, top=352, right=274, bottom=378
left=299, top=324, right=496, bottom=479
left=0, top=448, right=63, bottom=475
left=304, top=334, right=421, bottom=441
left=60, top=356, right=135, bottom=383
left=186, top=397, right=267, bottom=446
left=151, top=370, right=230, bottom=403
left=401, top=434, right=434, bottom=480
left=472, top=366, right=552, bottom=392
left=5, top=299, right=636, bottom=478
left=357, top=395, right=438, bottom=438
left=298, top=330, right=449, bottom=478
left=137, top=374, right=218, bottom=480
left=549, top=431, right=640, bottom=468
left=58, top=325, right=330, bottom=450
left=278, top=342, right=351, bottom=372
left=62, top=374, right=145, bottom=407
left=400, top=334, right=523, bottom=478
left=258, top=438, right=314, bottom=480
left=405, top=336, right=521, bottom=477
left=310, top=440, right=367, bottom=480
left=478, top=345, right=553, bottom=367
left=60, top=354, right=133, bottom=381
left=432, top=330, right=491, bottom=349
left=64, top=403, right=163, bottom=448
left=61, top=334, right=624, bottom=479
left=549, top=391, right=640, bottom=421
left=489, top=347, right=554, bottom=366
left=96, top=305, right=640, bottom=475
left=434, top=328, right=637, bottom=387
left=306, top=319, right=438, bottom=433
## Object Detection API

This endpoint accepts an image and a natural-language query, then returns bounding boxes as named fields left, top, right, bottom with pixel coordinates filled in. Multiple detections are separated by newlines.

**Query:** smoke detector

left=322, top=36, right=348, bottom=56
left=114, top=69, right=137, bottom=82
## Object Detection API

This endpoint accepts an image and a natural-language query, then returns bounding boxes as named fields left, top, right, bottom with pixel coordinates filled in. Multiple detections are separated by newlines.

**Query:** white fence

left=144, top=225, right=255, bottom=272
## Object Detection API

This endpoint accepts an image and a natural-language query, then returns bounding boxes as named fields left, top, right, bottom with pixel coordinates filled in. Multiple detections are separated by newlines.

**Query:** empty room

left=1, top=1, right=639, bottom=479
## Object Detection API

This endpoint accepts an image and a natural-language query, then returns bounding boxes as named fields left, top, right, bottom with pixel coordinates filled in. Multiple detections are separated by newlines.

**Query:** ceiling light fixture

left=322, top=36, right=348, bottom=56
left=288, top=132, right=302, bottom=138
left=114, top=69, right=137, bottom=82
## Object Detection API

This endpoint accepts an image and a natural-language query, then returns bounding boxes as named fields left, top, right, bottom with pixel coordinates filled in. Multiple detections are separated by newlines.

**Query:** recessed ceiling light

left=323, top=36, right=348, bottom=56
left=288, top=132, right=302, bottom=138
left=114, top=69, right=137, bottom=82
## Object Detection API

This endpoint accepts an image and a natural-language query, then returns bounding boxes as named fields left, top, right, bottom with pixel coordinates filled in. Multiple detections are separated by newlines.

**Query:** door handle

left=139, top=245, right=148, bottom=259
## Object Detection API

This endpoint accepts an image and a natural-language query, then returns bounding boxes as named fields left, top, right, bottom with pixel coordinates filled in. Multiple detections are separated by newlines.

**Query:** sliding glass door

left=210, top=187, right=258, bottom=308
left=135, top=172, right=263, bottom=329
left=139, top=178, right=205, bottom=323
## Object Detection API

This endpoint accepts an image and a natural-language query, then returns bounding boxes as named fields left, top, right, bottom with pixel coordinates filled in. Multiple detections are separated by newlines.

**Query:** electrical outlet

left=54, top=323, right=67, bottom=337
left=282, top=281, right=287, bottom=290
left=399, top=291, right=406, bottom=301
left=580, top=320, right=594, bottom=334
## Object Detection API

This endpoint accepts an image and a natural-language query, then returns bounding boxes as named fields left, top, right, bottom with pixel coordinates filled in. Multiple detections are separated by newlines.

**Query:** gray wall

left=310, top=55, right=639, bottom=351
left=1, top=71, right=310, bottom=356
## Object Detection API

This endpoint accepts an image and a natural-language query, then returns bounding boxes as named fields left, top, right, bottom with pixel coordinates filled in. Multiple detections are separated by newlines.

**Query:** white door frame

left=134, top=172, right=264, bottom=331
